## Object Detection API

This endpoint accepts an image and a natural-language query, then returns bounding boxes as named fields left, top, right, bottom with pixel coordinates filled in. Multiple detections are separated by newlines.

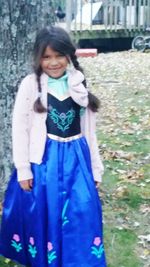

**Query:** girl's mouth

left=49, top=68, right=61, bottom=71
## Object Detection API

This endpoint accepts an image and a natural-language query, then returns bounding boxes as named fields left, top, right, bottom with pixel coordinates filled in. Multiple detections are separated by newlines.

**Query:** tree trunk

left=0, top=0, right=55, bottom=198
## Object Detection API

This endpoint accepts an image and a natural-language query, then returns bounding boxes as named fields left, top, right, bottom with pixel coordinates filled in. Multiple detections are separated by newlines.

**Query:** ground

left=0, top=50, right=150, bottom=267
left=82, top=50, right=150, bottom=267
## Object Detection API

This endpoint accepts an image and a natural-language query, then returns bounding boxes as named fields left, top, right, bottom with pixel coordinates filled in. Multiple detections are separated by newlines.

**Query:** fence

left=65, top=0, right=150, bottom=33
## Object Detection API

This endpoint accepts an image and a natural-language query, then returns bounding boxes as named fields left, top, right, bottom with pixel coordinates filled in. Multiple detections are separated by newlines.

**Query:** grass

left=0, top=257, right=22, bottom=267
left=97, top=86, right=150, bottom=266
left=101, top=163, right=149, bottom=267
left=104, top=228, right=140, bottom=267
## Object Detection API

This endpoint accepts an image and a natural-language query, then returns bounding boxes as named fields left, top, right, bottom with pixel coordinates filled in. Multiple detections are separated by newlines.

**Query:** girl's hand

left=19, top=179, right=33, bottom=191
left=95, top=181, right=100, bottom=189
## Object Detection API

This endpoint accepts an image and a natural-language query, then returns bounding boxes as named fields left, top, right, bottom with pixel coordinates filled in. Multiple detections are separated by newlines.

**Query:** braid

left=34, top=68, right=47, bottom=113
left=88, top=92, right=100, bottom=112
left=71, top=54, right=100, bottom=112
left=70, top=54, right=83, bottom=73
left=70, top=54, right=87, bottom=87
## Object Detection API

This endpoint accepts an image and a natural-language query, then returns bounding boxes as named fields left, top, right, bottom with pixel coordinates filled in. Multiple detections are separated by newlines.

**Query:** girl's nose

left=50, top=57, right=59, bottom=66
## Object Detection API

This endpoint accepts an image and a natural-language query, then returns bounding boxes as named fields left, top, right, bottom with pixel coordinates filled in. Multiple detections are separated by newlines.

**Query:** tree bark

left=0, top=0, right=55, bottom=198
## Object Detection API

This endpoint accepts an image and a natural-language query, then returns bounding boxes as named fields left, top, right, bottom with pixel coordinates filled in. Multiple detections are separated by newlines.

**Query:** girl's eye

left=42, top=54, right=65, bottom=60
left=57, top=54, right=65, bottom=57
left=43, top=55, right=50, bottom=59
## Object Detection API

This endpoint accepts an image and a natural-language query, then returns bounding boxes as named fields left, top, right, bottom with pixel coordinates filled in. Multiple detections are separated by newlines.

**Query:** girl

left=0, top=26, right=107, bottom=267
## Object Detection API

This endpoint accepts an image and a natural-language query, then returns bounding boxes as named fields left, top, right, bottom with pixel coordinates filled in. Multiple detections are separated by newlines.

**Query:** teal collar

left=48, top=73, right=68, bottom=96
left=48, top=72, right=68, bottom=82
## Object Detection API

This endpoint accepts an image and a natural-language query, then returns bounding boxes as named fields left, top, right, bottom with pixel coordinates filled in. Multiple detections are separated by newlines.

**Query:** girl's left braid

left=70, top=54, right=83, bottom=72
left=71, top=53, right=100, bottom=112
left=70, top=54, right=87, bottom=87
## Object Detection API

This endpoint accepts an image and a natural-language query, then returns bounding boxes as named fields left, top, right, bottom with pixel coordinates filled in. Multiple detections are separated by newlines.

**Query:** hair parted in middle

left=33, top=26, right=100, bottom=113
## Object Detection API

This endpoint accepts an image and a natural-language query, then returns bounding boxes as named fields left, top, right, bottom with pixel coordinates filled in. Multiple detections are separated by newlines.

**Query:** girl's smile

left=40, top=46, right=69, bottom=78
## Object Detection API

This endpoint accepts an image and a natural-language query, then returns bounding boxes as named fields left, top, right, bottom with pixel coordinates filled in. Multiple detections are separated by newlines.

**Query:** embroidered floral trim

left=62, top=199, right=70, bottom=226
left=11, top=234, right=22, bottom=252
left=47, top=242, right=57, bottom=264
left=28, top=237, right=37, bottom=258
left=91, top=237, right=104, bottom=259
left=48, top=107, right=75, bottom=132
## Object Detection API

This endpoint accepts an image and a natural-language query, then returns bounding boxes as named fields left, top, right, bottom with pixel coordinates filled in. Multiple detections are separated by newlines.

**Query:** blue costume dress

left=0, top=74, right=107, bottom=267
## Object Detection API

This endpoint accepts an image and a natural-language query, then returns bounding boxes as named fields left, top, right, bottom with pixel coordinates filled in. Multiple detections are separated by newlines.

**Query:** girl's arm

left=80, top=108, right=104, bottom=183
left=12, top=76, right=33, bottom=182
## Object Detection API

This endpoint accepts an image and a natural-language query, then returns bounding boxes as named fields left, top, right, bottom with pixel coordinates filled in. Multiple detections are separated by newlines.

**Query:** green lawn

left=0, top=257, right=22, bottom=267
left=94, top=52, right=150, bottom=267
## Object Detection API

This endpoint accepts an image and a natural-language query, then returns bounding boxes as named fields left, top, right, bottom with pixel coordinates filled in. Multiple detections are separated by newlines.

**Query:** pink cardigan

left=12, top=69, right=104, bottom=182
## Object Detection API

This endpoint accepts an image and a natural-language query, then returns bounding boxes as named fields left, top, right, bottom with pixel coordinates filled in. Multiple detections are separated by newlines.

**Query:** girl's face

left=40, top=46, right=69, bottom=78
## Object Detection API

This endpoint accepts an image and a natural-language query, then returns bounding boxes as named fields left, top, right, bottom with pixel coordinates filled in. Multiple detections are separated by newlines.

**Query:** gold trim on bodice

left=47, top=133, right=82, bottom=142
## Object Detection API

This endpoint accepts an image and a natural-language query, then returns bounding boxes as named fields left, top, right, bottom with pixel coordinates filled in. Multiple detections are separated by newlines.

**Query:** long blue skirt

left=0, top=136, right=107, bottom=267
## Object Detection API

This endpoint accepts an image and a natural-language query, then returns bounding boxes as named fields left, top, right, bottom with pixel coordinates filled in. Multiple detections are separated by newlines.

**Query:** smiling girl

left=0, top=26, right=107, bottom=267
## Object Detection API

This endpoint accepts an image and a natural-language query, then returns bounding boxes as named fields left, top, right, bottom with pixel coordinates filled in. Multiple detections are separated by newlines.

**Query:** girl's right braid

left=34, top=68, right=47, bottom=113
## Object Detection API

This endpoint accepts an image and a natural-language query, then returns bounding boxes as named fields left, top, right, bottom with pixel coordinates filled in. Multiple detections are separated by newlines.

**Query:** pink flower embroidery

left=47, top=242, right=53, bottom=251
left=13, top=234, right=20, bottom=242
left=29, top=237, right=35, bottom=246
left=93, top=237, right=101, bottom=246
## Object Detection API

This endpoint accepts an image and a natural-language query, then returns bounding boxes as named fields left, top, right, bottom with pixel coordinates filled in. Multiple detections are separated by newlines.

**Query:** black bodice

left=46, top=94, right=81, bottom=137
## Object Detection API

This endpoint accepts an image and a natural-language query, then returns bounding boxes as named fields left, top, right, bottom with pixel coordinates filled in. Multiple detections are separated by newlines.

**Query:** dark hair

left=33, top=26, right=100, bottom=113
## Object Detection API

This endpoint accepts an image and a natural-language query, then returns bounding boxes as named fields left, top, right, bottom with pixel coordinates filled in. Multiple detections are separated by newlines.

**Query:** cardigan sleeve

left=80, top=108, right=104, bottom=182
left=68, top=69, right=89, bottom=107
left=12, top=76, right=33, bottom=181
